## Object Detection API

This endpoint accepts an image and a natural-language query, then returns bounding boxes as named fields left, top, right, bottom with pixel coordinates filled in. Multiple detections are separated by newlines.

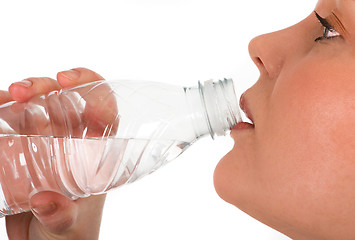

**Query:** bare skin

left=6, top=3, right=355, bottom=237
left=4, top=68, right=106, bottom=240
left=214, top=0, right=355, bottom=239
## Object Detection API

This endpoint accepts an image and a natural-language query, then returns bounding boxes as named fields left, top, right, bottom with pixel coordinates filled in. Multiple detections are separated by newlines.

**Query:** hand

left=1, top=67, right=118, bottom=139
left=5, top=68, right=106, bottom=240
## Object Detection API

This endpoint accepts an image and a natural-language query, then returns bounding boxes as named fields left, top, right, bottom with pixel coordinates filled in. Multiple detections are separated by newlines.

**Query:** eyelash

left=314, top=11, right=341, bottom=42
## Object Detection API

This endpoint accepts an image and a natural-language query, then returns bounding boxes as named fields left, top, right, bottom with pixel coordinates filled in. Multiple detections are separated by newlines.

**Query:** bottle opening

left=198, top=79, right=242, bottom=139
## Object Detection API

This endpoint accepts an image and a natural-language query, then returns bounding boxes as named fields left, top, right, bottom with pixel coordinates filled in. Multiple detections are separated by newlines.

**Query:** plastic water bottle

left=0, top=78, right=241, bottom=216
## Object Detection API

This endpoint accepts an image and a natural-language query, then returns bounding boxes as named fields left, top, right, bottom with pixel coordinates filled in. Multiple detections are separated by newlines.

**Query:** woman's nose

left=247, top=12, right=315, bottom=80
left=248, top=31, right=286, bottom=80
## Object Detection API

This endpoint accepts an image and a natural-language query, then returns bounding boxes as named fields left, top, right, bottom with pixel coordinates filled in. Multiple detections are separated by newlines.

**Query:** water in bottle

left=0, top=78, right=241, bottom=216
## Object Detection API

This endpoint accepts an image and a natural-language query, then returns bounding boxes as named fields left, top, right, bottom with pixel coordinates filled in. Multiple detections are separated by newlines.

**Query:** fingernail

left=13, top=79, right=33, bottom=88
left=60, top=69, right=80, bottom=81
left=32, top=202, right=57, bottom=216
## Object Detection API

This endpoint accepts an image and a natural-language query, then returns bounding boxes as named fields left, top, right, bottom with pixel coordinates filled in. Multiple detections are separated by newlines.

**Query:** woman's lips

left=237, top=92, right=255, bottom=129
left=234, top=122, right=254, bottom=130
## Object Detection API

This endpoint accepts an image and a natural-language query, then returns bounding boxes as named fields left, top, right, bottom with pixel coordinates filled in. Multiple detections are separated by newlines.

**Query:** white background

left=0, top=0, right=316, bottom=239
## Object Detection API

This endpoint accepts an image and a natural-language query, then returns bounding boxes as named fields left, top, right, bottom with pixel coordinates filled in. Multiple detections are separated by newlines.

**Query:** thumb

left=57, top=67, right=118, bottom=137
left=56, top=67, right=104, bottom=88
left=30, top=191, right=78, bottom=235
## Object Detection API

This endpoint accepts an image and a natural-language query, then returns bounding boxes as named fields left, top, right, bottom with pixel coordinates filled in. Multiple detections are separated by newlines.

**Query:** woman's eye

left=315, top=26, right=341, bottom=42
left=314, top=11, right=342, bottom=42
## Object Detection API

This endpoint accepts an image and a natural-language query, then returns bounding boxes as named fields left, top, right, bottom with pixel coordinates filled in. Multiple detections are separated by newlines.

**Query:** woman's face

left=214, top=0, right=355, bottom=239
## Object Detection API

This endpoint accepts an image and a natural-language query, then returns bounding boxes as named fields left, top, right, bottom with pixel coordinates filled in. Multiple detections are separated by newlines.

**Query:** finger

left=30, top=192, right=106, bottom=239
left=80, top=79, right=119, bottom=137
left=57, top=67, right=104, bottom=88
left=9, top=77, right=61, bottom=103
left=30, top=191, right=78, bottom=235
left=57, top=67, right=118, bottom=137
left=73, top=194, right=106, bottom=239
left=6, top=212, right=34, bottom=240
left=0, top=90, right=13, bottom=105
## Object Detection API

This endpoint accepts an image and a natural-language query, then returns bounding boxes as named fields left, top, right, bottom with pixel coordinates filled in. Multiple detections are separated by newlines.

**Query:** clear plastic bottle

left=0, top=78, right=241, bottom=216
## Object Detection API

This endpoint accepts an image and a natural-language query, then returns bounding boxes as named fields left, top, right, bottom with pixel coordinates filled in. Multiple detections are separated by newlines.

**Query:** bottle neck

left=185, top=78, right=242, bottom=139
